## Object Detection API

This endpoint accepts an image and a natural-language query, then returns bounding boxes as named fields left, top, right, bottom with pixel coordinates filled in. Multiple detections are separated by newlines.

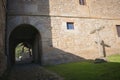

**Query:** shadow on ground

left=45, top=61, right=120, bottom=80
left=1, top=64, right=64, bottom=80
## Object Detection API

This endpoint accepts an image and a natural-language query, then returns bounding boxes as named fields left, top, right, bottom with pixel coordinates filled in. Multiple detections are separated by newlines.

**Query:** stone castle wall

left=7, top=0, right=120, bottom=65
left=44, top=0, right=120, bottom=64
left=0, top=0, right=6, bottom=77
left=49, top=0, right=120, bottom=19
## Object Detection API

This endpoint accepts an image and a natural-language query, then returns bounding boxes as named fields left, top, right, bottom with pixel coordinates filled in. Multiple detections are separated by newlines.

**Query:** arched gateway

left=8, top=24, right=42, bottom=66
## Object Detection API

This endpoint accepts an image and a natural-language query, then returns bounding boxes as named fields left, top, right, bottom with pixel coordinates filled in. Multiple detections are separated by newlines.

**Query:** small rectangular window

left=79, top=0, right=86, bottom=5
left=116, top=25, right=120, bottom=37
left=67, top=22, right=74, bottom=30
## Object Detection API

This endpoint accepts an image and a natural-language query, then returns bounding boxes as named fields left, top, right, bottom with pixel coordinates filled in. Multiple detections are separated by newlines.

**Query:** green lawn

left=46, top=55, right=120, bottom=80
left=107, top=54, right=120, bottom=62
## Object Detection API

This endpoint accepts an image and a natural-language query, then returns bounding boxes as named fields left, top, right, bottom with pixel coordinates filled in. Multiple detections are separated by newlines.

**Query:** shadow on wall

left=7, top=0, right=51, bottom=66
left=6, top=0, right=86, bottom=66
left=7, top=0, right=95, bottom=66
left=42, top=47, right=86, bottom=65
left=43, top=40, right=112, bottom=65
left=101, top=40, right=111, bottom=57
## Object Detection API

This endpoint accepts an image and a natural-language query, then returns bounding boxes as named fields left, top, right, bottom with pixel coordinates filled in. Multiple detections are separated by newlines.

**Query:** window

left=116, top=25, right=120, bottom=37
left=67, top=22, right=74, bottom=30
left=79, top=0, right=86, bottom=5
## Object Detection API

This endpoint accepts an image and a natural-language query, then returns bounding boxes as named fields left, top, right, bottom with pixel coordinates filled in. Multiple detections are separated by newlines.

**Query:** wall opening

left=15, top=42, right=33, bottom=64
left=8, top=24, right=42, bottom=66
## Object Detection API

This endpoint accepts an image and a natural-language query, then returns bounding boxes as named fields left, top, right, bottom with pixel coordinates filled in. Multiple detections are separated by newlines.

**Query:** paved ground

left=6, top=64, right=63, bottom=80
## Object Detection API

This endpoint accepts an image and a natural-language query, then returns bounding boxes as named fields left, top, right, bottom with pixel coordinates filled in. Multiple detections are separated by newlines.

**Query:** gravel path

left=7, top=64, right=63, bottom=80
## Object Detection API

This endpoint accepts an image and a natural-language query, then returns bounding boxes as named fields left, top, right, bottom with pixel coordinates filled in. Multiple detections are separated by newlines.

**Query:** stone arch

left=8, top=24, right=42, bottom=66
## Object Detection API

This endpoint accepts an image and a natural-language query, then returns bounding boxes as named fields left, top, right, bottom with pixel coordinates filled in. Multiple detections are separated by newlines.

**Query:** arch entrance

left=8, top=24, right=42, bottom=65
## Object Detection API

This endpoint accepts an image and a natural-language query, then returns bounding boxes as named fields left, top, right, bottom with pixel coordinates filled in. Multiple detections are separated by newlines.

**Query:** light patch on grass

left=107, top=54, right=120, bottom=62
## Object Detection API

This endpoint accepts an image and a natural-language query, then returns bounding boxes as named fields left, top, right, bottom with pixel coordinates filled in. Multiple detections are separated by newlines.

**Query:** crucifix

left=90, top=25, right=105, bottom=58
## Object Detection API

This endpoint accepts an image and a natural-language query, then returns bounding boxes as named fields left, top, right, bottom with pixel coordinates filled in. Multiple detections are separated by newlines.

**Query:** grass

left=46, top=55, right=120, bottom=80
left=107, top=54, right=120, bottom=62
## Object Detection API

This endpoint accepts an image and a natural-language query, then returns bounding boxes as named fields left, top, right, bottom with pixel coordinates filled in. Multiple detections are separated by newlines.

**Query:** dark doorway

left=8, top=24, right=42, bottom=66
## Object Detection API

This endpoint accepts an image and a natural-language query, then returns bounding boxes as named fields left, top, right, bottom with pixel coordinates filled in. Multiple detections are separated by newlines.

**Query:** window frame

left=116, top=25, right=120, bottom=37
left=66, top=22, right=74, bottom=30
left=79, top=0, right=86, bottom=5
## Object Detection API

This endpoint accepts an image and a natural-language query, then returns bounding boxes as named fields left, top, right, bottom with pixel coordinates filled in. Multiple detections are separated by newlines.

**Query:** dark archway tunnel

left=8, top=24, right=42, bottom=66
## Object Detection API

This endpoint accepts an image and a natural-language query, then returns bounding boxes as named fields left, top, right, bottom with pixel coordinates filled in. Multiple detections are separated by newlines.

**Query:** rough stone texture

left=89, top=0, right=120, bottom=19
left=49, top=0, right=120, bottom=19
left=49, top=0, right=90, bottom=17
left=0, top=0, right=6, bottom=77
left=7, top=0, right=50, bottom=15
left=7, top=0, right=120, bottom=65
left=51, top=17, right=120, bottom=58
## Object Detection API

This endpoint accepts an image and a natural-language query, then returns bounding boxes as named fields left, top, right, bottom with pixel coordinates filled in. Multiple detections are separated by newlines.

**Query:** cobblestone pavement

left=7, top=64, right=63, bottom=80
